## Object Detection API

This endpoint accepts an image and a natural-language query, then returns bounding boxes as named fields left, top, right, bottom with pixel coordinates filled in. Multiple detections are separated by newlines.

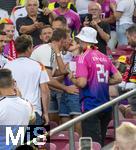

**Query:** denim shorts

left=49, top=90, right=62, bottom=113
left=59, top=93, right=81, bottom=116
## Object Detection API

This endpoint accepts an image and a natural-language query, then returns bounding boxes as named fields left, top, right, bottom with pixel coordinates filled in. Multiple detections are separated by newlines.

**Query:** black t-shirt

left=91, top=21, right=110, bottom=55
left=16, top=12, right=50, bottom=46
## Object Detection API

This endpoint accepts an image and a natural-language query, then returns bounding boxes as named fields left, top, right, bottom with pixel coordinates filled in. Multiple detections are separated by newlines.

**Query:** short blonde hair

left=116, top=122, right=136, bottom=141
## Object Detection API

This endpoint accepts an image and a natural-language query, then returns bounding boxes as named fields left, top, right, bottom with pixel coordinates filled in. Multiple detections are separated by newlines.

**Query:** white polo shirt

left=0, top=96, right=32, bottom=125
left=31, top=44, right=55, bottom=68
left=4, top=57, right=49, bottom=116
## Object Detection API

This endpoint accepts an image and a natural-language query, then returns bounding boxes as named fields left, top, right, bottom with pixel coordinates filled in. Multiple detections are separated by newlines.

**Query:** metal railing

left=50, top=89, right=136, bottom=150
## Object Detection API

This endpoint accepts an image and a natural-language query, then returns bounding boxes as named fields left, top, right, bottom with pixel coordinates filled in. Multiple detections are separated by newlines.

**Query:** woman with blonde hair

left=113, top=122, right=136, bottom=150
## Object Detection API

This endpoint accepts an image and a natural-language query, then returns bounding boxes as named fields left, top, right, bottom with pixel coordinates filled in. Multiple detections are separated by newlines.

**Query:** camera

left=87, top=14, right=93, bottom=22
left=79, top=137, right=92, bottom=150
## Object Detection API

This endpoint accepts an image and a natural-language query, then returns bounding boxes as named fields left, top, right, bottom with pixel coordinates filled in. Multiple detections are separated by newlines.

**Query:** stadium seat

left=50, top=131, right=79, bottom=150
left=111, top=45, right=133, bottom=61
left=116, top=45, right=133, bottom=52
left=64, top=141, right=101, bottom=150
left=38, top=143, right=56, bottom=150
left=45, top=143, right=56, bottom=150
left=49, top=121, right=58, bottom=129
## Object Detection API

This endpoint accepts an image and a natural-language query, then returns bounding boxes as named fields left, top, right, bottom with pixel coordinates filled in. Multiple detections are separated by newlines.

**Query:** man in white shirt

left=31, top=28, right=78, bottom=123
left=111, top=0, right=135, bottom=45
left=0, top=68, right=34, bottom=149
left=4, top=34, right=50, bottom=125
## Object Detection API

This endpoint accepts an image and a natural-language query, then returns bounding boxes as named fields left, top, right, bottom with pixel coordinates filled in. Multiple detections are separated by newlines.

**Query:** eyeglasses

left=0, top=31, right=6, bottom=35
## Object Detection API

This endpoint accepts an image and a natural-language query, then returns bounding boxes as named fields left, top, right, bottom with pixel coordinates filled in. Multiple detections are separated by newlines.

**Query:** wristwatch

left=56, top=53, right=61, bottom=57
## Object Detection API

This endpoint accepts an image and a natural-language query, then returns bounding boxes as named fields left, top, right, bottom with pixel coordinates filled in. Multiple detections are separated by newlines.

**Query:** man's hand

left=64, top=85, right=79, bottom=94
left=110, top=3, right=117, bottom=12
left=34, top=22, right=44, bottom=29
left=51, top=42, right=60, bottom=54
left=43, top=7, right=52, bottom=16
left=90, top=20, right=98, bottom=28
left=43, top=113, right=49, bottom=125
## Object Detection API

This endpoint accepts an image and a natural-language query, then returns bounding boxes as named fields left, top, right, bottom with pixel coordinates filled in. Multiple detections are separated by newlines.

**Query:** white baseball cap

left=75, top=27, right=98, bottom=44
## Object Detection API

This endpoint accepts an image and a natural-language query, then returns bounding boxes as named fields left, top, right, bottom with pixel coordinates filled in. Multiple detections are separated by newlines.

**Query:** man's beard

left=60, top=3, right=68, bottom=9
left=129, top=41, right=136, bottom=48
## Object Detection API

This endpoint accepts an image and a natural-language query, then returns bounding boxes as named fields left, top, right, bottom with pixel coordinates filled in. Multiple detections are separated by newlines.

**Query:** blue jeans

left=116, top=23, right=133, bottom=45
left=35, top=112, right=43, bottom=125
left=49, top=90, right=62, bottom=113
left=59, top=93, right=81, bottom=116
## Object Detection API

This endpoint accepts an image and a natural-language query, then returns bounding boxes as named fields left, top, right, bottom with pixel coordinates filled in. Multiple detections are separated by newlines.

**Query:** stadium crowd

left=0, top=0, right=136, bottom=149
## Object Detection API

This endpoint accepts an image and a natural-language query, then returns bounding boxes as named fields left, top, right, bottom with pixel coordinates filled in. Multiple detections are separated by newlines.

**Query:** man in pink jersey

left=53, top=0, right=80, bottom=34
left=69, top=27, right=122, bottom=146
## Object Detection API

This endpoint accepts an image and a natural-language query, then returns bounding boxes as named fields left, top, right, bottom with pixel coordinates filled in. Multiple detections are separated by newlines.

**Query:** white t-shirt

left=76, top=0, right=89, bottom=14
left=116, top=0, right=135, bottom=25
left=31, top=44, right=55, bottom=68
left=0, top=96, right=32, bottom=125
left=10, top=6, right=27, bottom=25
left=4, top=57, right=49, bottom=116
left=0, top=9, right=9, bottom=19
left=0, top=96, right=32, bottom=149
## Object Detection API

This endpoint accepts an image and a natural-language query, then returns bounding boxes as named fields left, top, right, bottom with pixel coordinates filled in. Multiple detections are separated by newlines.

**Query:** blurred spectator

left=119, top=25, right=136, bottom=118
left=52, top=15, right=68, bottom=30
left=4, top=34, right=50, bottom=125
left=0, top=18, right=17, bottom=59
left=113, top=122, right=136, bottom=150
left=16, top=0, right=51, bottom=46
left=111, top=0, right=135, bottom=45
left=84, top=1, right=110, bottom=55
left=0, top=31, right=9, bottom=68
left=39, top=25, right=53, bottom=44
left=53, top=0, right=81, bottom=34
left=48, top=0, right=77, bottom=12
left=0, top=69, right=34, bottom=149
left=76, top=0, right=90, bottom=24
left=0, top=9, right=9, bottom=20
left=0, top=69, right=33, bottom=125
left=10, top=0, right=48, bottom=38
left=10, top=6, right=27, bottom=27
left=117, top=25, right=136, bottom=119
left=69, top=27, right=122, bottom=146
left=95, top=0, right=117, bottom=51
